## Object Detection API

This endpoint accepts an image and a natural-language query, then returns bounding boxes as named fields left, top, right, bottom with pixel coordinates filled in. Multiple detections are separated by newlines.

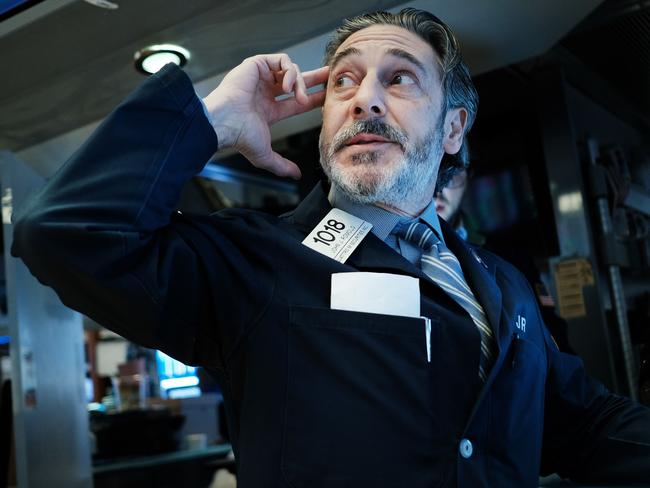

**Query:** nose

left=351, top=75, right=385, bottom=119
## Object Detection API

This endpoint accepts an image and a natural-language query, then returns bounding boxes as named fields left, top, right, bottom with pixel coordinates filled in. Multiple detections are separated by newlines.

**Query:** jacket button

left=459, top=438, right=473, bottom=459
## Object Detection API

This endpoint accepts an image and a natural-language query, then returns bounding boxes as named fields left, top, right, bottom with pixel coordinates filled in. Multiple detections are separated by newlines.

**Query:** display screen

left=155, top=350, right=199, bottom=396
left=463, top=166, right=537, bottom=233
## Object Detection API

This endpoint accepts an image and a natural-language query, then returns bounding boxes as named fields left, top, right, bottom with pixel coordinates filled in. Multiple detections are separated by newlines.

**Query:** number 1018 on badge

left=302, top=208, right=373, bottom=264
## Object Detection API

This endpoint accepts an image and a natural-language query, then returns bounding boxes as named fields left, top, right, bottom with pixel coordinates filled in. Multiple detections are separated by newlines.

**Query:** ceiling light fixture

left=83, top=0, right=119, bottom=9
left=134, top=44, right=191, bottom=75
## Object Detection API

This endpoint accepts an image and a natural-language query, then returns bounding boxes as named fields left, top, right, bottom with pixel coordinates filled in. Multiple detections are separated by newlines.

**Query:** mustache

left=331, top=119, right=407, bottom=153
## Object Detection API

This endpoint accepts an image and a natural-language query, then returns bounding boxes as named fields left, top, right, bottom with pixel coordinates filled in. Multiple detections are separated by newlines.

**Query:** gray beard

left=319, top=119, right=444, bottom=210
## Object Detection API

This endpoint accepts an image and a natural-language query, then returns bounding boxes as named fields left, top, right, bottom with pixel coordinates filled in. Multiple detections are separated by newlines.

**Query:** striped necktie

left=395, top=221, right=495, bottom=381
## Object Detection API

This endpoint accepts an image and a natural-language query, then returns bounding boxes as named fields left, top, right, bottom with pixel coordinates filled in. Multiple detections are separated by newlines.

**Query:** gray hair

left=324, top=8, right=478, bottom=192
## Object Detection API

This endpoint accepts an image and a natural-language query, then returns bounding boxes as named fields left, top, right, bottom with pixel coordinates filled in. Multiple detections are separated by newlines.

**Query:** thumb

left=272, top=154, right=302, bottom=180
left=243, top=148, right=302, bottom=180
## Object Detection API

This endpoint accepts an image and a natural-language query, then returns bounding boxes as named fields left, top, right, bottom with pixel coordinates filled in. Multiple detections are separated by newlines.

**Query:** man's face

left=435, top=169, right=468, bottom=221
left=318, top=25, right=448, bottom=212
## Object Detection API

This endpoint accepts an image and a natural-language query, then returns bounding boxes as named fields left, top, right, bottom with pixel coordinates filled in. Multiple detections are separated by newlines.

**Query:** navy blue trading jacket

left=11, top=65, right=650, bottom=487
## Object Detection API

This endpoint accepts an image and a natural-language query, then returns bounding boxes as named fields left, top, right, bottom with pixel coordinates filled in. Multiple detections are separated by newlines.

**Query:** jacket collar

left=283, top=181, right=332, bottom=234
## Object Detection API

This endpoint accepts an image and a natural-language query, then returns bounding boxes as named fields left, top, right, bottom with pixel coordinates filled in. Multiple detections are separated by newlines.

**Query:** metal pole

left=587, top=139, right=638, bottom=400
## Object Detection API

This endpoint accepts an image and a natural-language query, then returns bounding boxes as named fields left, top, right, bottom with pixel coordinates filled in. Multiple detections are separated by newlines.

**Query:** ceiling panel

left=1, top=0, right=403, bottom=151
left=1, top=0, right=603, bottom=163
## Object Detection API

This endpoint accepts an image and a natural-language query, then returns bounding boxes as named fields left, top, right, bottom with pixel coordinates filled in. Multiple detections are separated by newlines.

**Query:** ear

left=442, top=107, right=468, bottom=155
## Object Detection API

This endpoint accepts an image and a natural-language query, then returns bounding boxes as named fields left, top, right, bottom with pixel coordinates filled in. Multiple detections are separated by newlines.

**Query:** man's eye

left=390, top=73, right=416, bottom=85
left=334, top=75, right=355, bottom=88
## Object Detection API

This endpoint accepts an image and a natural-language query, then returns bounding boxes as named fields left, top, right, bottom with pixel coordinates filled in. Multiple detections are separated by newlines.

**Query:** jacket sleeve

left=11, top=64, right=271, bottom=370
left=540, top=310, right=650, bottom=482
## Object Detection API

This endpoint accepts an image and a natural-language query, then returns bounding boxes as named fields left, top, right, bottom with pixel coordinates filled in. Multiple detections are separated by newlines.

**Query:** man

left=435, top=167, right=479, bottom=242
left=11, top=9, right=650, bottom=487
left=435, top=167, right=575, bottom=354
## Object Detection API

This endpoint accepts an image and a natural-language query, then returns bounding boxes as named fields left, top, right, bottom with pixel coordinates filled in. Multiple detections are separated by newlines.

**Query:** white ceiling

left=1, top=0, right=603, bottom=176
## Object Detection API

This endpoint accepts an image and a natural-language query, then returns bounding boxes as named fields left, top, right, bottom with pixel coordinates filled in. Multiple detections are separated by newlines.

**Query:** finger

left=268, top=79, right=292, bottom=97
left=252, top=53, right=293, bottom=71
left=278, top=55, right=296, bottom=93
left=302, top=66, right=330, bottom=88
left=252, top=53, right=293, bottom=85
left=276, top=63, right=329, bottom=106
left=254, top=58, right=276, bottom=84
left=293, top=64, right=308, bottom=104
left=276, top=64, right=323, bottom=101
left=272, top=89, right=326, bottom=122
left=281, top=65, right=297, bottom=94
left=254, top=56, right=326, bottom=93
left=278, top=53, right=293, bottom=73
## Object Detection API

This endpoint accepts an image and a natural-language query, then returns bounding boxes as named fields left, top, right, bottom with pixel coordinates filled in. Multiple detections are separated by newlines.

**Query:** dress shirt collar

left=328, top=184, right=445, bottom=244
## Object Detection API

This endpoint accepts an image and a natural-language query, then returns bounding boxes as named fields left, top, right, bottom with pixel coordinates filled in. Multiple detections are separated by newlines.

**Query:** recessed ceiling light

left=83, top=0, right=119, bottom=9
left=134, top=44, right=191, bottom=75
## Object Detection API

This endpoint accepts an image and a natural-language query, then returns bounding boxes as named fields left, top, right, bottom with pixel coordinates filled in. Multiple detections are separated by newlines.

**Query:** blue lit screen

left=155, top=350, right=199, bottom=393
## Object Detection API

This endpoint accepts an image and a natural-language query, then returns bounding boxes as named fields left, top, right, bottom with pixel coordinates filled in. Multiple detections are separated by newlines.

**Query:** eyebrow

left=329, top=47, right=361, bottom=72
left=329, top=46, right=427, bottom=76
left=386, top=48, right=426, bottom=75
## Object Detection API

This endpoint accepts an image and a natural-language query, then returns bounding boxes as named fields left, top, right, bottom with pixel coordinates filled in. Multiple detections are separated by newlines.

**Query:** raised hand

left=202, top=54, right=329, bottom=179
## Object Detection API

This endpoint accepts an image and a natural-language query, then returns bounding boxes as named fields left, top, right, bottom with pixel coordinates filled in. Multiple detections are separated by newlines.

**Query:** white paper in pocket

left=330, top=272, right=420, bottom=318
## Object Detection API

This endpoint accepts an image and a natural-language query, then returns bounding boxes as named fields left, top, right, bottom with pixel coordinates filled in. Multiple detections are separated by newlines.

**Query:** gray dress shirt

left=328, top=186, right=445, bottom=267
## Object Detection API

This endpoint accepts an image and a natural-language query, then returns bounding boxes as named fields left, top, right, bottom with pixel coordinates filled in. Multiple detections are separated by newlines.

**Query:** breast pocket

left=281, top=306, right=440, bottom=488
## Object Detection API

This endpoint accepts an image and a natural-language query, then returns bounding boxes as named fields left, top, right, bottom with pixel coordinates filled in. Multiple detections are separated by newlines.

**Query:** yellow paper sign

left=554, top=258, right=594, bottom=319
